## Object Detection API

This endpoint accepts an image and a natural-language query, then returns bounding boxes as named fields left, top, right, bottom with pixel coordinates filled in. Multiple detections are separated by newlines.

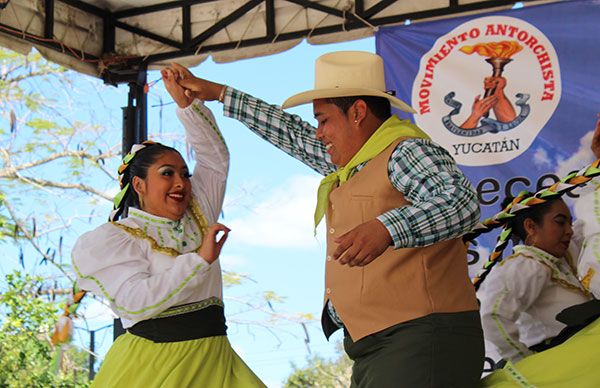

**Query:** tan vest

left=324, top=139, right=478, bottom=341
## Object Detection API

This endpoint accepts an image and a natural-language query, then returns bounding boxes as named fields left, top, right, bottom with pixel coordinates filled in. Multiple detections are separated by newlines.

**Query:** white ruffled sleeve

left=176, top=100, right=229, bottom=224
left=72, top=223, right=214, bottom=323
left=479, top=256, right=549, bottom=363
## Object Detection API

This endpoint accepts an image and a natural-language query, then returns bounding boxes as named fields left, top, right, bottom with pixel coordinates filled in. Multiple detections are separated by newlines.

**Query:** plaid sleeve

left=222, top=87, right=336, bottom=175
left=377, top=138, right=480, bottom=248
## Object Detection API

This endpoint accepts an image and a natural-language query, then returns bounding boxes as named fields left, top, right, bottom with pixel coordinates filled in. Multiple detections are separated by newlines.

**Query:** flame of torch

left=460, top=41, right=523, bottom=117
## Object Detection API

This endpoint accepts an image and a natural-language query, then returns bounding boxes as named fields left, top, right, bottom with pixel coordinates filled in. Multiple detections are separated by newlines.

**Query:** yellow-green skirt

left=91, top=333, right=265, bottom=388
left=481, top=317, right=600, bottom=387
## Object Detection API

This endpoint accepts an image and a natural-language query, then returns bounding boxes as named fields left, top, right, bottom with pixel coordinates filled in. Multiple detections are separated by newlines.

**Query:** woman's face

left=133, top=151, right=192, bottom=221
left=526, top=200, right=573, bottom=258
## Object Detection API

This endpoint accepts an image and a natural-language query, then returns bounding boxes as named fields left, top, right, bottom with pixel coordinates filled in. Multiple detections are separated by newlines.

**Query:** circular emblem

left=412, top=16, right=561, bottom=166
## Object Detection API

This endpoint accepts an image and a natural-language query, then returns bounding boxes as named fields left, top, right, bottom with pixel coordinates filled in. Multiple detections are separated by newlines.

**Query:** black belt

left=530, top=299, right=600, bottom=353
left=128, top=304, right=227, bottom=343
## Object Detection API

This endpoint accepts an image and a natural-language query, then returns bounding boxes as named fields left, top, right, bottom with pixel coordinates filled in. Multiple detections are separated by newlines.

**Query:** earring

left=354, top=120, right=358, bottom=123
left=139, top=196, right=145, bottom=209
left=525, top=235, right=537, bottom=247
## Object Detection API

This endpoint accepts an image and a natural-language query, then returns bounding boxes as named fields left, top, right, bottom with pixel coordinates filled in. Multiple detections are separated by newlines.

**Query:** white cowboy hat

left=282, top=51, right=415, bottom=113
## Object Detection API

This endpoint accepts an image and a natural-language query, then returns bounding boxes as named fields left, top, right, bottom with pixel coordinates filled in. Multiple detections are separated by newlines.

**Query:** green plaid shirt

left=223, top=87, right=480, bottom=249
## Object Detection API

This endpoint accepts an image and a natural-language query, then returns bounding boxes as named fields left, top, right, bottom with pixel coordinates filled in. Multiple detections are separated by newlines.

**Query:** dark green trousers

left=344, top=311, right=484, bottom=388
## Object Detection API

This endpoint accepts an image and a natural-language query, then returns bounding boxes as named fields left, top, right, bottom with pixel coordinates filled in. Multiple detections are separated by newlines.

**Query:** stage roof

left=0, top=0, right=557, bottom=84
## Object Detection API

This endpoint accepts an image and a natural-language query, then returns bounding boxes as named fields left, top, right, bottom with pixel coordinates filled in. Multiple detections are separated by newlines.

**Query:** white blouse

left=573, top=181, right=600, bottom=297
left=72, top=100, right=229, bottom=328
left=478, top=245, right=590, bottom=363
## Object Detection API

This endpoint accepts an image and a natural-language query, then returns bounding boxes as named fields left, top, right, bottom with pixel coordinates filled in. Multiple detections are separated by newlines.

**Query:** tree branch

left=15, top=175, right=113, bottom=202
left=3, top=198, right=72, bottom=280
left=0, top=148, right=118, bottom=179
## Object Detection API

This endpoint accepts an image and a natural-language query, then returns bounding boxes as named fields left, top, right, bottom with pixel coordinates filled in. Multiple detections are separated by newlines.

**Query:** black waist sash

left=128, top=304, right=227, bottom=343
left=529, top=299, right=600, bottom=353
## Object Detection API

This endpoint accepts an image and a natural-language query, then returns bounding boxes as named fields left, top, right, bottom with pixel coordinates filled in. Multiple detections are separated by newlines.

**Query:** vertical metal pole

left=44, top=0, right=54, bottom=39
left=88, top=330, right=96, bottom=380
left=121, top=66, right=148, bottom=155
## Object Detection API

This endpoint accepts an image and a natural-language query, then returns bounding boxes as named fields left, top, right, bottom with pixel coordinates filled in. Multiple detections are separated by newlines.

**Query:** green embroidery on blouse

left=153, top=297, right=223, bottom=319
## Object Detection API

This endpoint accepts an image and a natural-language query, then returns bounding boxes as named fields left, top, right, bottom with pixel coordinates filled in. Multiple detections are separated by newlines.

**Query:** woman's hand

left=198, top=223, right=230, bottom=264
left=169, top=62, right=225, bottom=102
left=161, top=67, right=194, bottom=108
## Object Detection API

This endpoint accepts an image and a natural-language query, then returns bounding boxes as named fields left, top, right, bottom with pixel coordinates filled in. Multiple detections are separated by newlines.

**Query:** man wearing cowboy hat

left=174, top=51, right=483, bottom=387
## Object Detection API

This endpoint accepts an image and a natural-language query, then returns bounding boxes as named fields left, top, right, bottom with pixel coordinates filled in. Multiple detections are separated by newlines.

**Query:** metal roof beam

left=114, top=21, right=182, bottom=49
left=44, top=0, right=54, bottom=39
left=182, top=3, right=192, bottom=48
left=363, top=0, right=396, bottom=19
left=189, top=0, right=263, bottom=47
left=285, top=0, right=360, bottom=22
left=59, top=0, right=108, bottom=18
left=113, top=0, right=216, bottom=19
left=266, top=0, right=275, bottom=39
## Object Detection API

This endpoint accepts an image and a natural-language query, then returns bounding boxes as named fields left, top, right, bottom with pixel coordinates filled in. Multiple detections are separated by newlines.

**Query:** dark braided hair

left=111, top=142, right=181, bottom=221
left=500, top=192, right=561, bottom=245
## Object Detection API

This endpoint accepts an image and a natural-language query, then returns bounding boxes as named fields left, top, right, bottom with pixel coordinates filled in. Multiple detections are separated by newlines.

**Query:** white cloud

left=219, top=253, right=247, bottom=269
left=555, top=130, right=595, bottom=178
left=224, top=175, right=326, bottom=249
left=532, top=146, right=551, bottom=169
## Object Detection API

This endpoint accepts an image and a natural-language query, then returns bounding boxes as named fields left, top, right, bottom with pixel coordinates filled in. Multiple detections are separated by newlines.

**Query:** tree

left=0, top=46, right=120, bottom=386
left=0, top=270, right=89, bottom=387
left=284, top=343, right=352, bottom=388
left=0, top=47, right=120, bottom=272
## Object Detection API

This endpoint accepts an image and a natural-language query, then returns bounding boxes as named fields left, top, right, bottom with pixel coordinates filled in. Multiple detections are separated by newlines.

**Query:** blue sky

left=9, top=37, right=376, bottom=387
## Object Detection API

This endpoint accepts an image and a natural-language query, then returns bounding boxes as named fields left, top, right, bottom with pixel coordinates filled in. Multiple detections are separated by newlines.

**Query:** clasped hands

left=161, top=63, right=224, bottom=108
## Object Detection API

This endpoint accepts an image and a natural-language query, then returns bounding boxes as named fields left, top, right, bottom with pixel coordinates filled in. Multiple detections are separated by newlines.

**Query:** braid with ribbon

left=467, top=159, right=600, bottom=291
left=110, top=140, right=159, bottom=221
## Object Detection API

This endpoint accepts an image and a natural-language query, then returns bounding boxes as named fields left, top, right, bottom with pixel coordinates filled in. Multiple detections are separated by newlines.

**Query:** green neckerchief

left=314, top=115, right=430, bottom=232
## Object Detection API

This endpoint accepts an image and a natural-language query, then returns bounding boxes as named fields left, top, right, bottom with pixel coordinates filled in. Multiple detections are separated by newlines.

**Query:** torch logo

left=412, top=16, right=561, bottom=166
left=442, top=41, right=530, bottom=136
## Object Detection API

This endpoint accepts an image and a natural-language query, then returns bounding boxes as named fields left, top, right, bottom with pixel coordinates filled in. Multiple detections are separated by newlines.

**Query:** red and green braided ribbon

left=468, top=159, right=600, bottom=290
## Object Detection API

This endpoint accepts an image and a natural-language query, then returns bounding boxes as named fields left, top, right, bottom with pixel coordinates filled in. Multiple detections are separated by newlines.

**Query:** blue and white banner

left=377, top=0, right=600, bottom=270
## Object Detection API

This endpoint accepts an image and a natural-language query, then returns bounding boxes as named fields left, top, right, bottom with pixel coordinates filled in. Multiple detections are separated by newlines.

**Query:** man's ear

left=352, top=99, right=368, bottom=124
left=132, top=176, right=145, bottom=196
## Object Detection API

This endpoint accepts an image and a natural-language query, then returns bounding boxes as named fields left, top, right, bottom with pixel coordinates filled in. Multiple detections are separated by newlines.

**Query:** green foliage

left=284, top=345, right=353, bottom=388
left=0, top=270, right=90, bottom=387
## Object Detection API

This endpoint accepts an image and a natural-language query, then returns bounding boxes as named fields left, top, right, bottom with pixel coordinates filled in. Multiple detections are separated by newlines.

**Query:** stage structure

left=0, top=0, right=556, bottom=152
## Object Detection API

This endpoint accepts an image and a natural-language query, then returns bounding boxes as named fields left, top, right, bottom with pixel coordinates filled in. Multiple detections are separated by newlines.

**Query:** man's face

left=313, top=99, right=364, bottom=167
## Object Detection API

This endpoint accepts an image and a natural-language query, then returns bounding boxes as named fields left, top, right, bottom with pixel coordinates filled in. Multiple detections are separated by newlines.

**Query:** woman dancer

left=478, top=194, right=590, bottom=364
left=71, top=68, right=265, bottom=387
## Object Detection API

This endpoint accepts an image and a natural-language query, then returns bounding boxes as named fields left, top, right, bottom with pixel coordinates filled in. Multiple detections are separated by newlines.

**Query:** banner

left=377, top=0, right=600, bottom=272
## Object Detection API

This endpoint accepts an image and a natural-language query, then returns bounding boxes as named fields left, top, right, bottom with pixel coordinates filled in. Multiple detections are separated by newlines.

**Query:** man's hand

left=170, top=62, right=224, bottom=102
left=332, top=219, right=392, bottom=267
left=591, top=113, right=600, bottom=159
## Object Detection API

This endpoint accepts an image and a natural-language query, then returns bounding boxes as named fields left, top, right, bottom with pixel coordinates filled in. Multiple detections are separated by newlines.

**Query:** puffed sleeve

left=478, top=256, right=550, bottom=363
left=72, top=223, right=214, bottom=323
left=176, top=99, right=228, bottom=224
